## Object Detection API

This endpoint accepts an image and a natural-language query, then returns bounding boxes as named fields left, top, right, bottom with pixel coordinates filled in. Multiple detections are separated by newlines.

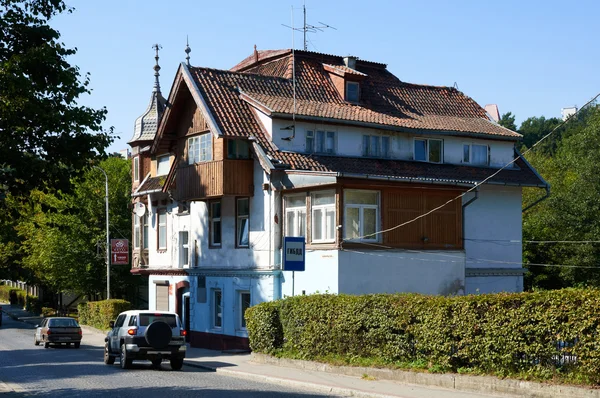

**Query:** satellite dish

left=133, top=202, right=146, bottom=217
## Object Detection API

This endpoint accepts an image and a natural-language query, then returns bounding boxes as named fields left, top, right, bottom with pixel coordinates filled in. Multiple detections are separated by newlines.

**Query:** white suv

left=104, top=310, right=187, bottom=370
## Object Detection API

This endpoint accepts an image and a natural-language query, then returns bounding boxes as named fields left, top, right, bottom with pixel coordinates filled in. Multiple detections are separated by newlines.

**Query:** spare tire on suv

left=145, top=320, right=172, bottom=349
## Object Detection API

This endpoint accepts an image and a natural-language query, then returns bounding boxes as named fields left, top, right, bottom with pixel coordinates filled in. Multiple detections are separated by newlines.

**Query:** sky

left=51, top=0, right=600, bottom=154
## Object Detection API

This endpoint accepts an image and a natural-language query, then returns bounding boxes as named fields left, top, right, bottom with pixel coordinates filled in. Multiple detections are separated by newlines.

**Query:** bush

left=77, top=299, right=131, bottom=330
left=0, top=286, right=41, bottom=313
left=42, top=307, right=55, bottom=317
left=246, top=289, right=600, bottom=385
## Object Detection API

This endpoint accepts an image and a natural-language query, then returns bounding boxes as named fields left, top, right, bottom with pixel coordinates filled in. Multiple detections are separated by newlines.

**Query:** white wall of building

left=147, top=274, right=188, bottom=312
left=280, top=250, right=339, bottom=297
left=339, top=250, right=466, bottom=295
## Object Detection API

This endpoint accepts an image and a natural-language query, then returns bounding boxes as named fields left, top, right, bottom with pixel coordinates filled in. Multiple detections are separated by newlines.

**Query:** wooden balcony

left=176, top=159, right=254, bottom=201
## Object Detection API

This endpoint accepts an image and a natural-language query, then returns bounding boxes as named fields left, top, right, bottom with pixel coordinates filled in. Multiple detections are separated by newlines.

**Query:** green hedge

left=0, top=286, right=41, bottom=314
left=77, top=299, right=131, bottom=330
left=246, top=289, right=600, bottom=385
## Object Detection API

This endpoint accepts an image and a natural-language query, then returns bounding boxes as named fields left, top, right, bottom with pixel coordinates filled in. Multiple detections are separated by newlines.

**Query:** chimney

left=343, top=56, right=357, bottom=70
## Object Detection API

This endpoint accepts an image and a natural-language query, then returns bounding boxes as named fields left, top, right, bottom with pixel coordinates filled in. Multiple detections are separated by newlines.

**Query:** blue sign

left=283, top=236, right=305, bottom=271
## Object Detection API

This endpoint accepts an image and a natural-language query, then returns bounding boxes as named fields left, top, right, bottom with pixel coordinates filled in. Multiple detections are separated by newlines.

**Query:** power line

left=341, top=92, right=600, bottom=243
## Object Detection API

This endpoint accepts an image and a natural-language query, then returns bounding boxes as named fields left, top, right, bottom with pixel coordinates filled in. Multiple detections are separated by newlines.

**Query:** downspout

left=462, top=188, right=479, bottom=248
left=522, top=185, right=550, bottom=213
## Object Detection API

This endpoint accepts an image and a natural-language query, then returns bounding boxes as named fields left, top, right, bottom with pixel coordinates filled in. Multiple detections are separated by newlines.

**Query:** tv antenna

left=282, top=1, right=336, bottom=51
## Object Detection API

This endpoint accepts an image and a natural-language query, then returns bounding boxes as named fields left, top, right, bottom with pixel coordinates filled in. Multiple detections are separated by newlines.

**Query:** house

left=128, top=48, right=548, bottom=350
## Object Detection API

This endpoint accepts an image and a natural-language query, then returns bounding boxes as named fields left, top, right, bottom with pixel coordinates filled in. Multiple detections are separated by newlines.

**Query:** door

left=110, top=314, right=126, bottom=351
left=183, top=294, right=191, bottom=342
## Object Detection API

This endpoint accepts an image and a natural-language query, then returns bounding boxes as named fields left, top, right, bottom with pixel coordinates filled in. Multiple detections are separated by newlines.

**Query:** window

left=179, top=231, right=189, bottom=267
left=157, top=210, right=167, bottom=250
left=311, top=191, right=336, bottom=242
left=344, top=190, right=379, bottom=242
left=134, top=215, right=140, bottom=249
left=133, top=157, right=139, bottom=182
left=382, top=137, right=390, bottom=158
left=463, top=144, right=489, bottom=165
left=306, top=130, right=335, bottom=154
left=213, top=289, right=222, bottom=328
left=128, top=315, right=137, bottom=327
left=156, top=155, right=170, bottom=176
left=239, top=291, right=251, bottom=329
left=188, top=133, right=212, bottom=165
left=227, top=139, right=250, bottom=159
left=346, top=81, right=360, bottom=102
left=285, top=195, right=306, bottom=238
left=236, top=198, right=250, bottom=247
left=414, top=138, right=443, bottom=163
left=142, top=214, right=149, bottom=249
left=209, top=201, right=221, bottom=247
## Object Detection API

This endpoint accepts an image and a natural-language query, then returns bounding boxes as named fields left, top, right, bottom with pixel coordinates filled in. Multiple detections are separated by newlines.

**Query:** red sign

left=111, top=239, right=129, bottom=265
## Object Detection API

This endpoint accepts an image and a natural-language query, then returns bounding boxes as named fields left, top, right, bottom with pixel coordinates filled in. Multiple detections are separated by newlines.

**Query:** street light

left=93, top=166, right=110, bottom=300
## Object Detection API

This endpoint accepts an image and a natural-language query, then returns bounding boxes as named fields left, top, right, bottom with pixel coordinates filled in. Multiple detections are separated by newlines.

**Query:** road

left=0, top=315, right=344, bottom=397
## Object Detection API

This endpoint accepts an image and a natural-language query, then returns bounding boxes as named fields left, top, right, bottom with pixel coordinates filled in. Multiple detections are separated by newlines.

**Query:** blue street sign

left=283, top=236, right=305, bottom=271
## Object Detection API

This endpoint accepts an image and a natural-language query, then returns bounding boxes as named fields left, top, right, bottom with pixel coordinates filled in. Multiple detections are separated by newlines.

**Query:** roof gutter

left=522, top=185, right=550, bottom=213
left=336, top=172, right=475, bottom=188
left=132, top=188, right=163, bottom=198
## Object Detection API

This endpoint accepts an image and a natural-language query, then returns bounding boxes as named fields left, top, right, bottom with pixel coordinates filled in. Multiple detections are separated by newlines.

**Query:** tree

left=498, top=112, right=517, bottom=131
left=16, top=157, right=137, bottom=299
left=0, top=0, right=113, bottom=198
left=518, top=116, right=562, bottom=152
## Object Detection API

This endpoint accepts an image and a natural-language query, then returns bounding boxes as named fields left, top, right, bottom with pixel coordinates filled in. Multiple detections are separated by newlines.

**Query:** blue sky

left=52, top=0, right=600, bottom=154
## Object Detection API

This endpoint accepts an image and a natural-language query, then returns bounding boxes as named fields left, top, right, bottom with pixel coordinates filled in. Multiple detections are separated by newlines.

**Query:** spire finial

left=152, top=43, right=162, bottom=93
left=253, top=44, right=258, bottom=62
left=185, top=36, right=191, bottom=66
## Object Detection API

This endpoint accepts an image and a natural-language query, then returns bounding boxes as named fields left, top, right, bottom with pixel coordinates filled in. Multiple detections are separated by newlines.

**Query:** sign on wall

left=283, top=236, right=305, bottom=271
left=111, top=239, right=129, bottom=265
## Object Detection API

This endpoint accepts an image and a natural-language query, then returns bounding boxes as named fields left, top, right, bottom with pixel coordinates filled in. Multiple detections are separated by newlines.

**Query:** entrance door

left=183, top=294, right=191, bottom=342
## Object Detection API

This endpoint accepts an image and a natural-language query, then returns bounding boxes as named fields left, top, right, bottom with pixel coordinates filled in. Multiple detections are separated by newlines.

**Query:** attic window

left=346, top=81, right=360, bottom=102
left=156, top=155, right=170, bottom=176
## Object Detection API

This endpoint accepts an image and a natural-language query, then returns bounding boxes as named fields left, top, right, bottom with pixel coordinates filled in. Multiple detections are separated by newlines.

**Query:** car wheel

left=145, top=321, right=172, bottom=349
left=151, top=358, right=162, bottom=369
left=34, top=335, right=39, bottom=346
left=74, top=342, right=80, bottom=349
left=120, top=343, right=132, bottom=369
left=104, top=343, right=115, bottom=365
left=44, top=340, right=49, bottom=349
left=170, top=357, right=184, bottom=371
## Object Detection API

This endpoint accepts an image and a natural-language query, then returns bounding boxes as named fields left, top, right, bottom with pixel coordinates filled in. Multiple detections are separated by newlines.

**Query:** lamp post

left=94, top=166, right=110, bottom=300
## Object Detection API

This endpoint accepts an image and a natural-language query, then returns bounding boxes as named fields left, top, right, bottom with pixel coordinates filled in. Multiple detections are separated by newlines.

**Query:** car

left=34, top=317, right=82, bottom=348
left=0, top=305, right=3, bottom=327
left=104, top=310, right=187, bottom=370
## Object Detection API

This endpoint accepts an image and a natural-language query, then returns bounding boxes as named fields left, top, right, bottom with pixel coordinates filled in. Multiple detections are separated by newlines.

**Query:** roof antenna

left=185, top=36, right=191, bottom=66
left=152, top=43, right=162, bottom=93
left=281, top=1, right=336, bottom=51
left=453, top=82, right=459, bottom=90
left=281, top=5, right=296, bottom=141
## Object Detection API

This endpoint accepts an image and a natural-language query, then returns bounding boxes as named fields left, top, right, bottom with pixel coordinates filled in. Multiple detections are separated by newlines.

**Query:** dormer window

left=414, top=138, right=443, bottom=163
left=306, top=130, right=336, bottom=154
left=156, top=155, right=170, bottom=176
left=463, top=144, right=489, bottom=165
left=346, top=81, right=360, bottom=102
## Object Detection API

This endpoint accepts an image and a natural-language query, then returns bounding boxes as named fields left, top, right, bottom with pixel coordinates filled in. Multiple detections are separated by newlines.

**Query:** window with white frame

left=414, top=138, right=443, bottom=163
left=239, top=291, right=251, bottom=329
left=306, top=130, right=335, bottom=154
left=179, top=231, right=189, bottom=267
left=134, top=216, right=140, bottom=249
left=213, top=289, right=222, bottom=328
left=133, top=157, right=139, bottom=182
left=344, top=190, right=380, bottom=242
left=157, top=209, right=167, bottom=250
left=285, top=195, right=306, bottom=238
left=346, top=81, right=360, bottom=102
left=363, top=135, right=390, bottom=157
left=311, top=191, right=336, bottom=242
left=463, top=144, right=489, bottom=165
left=236, top=198, right=249, bottom=247
left=142, top=214, right=149, bottom=249
left=188, top=133, right=212, bottom=165
left=209, top=201, right=221, bottom=247
left=156, top=155, right=170, bottom=176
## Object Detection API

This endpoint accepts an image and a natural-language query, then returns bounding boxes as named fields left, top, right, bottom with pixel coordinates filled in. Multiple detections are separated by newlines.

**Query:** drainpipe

left=462, top=188, right=479, bottom=248
left=522, top=185, right=550, bottom=213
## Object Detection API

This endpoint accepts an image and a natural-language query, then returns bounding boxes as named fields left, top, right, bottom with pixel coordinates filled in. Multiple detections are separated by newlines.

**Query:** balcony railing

left=176, top=159, right=254, bottom=201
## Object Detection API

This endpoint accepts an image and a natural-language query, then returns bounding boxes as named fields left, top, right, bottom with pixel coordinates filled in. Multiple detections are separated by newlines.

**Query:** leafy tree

left=0, top=0, right=113, bottom=198
left=523, top=106, right=600, bottom=289
left=498, top=112, right=517, bottom=131
left=16, top=157, right=138, bottom=299
left=518, top=116, right=562, bottom=152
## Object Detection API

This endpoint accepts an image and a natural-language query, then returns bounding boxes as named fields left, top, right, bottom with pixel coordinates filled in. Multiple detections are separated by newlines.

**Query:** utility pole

left=94, top=166, right=110, bottom=300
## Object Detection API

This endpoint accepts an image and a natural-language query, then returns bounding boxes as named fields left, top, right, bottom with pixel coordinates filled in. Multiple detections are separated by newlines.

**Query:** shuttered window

left=156, top=284, right=169, bottom=311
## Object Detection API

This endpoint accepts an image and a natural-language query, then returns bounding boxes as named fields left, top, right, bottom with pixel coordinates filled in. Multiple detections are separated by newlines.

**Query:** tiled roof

left=323, top=63, right=368, bottom=77
left=272, top=153, right=546, bottom=187
left=130, top=90, right=166, bottom=144
left=136, top=176, right=166, bottom=193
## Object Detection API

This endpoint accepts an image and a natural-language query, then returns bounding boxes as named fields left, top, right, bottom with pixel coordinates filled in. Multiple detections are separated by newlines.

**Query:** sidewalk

left=1, top=304, right=596, bottom=398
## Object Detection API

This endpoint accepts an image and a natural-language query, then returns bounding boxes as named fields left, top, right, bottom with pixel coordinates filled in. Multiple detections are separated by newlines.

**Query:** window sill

left=209, top=245, right=222, bottom=249
left=157, top=249, right=167, bottom=253
left=306, top=242, right=338, bottom=250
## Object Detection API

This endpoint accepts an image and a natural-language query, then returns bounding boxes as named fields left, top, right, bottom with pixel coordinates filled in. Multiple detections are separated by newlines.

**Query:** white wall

left=280, top=250, right=339, bottom=297
left=339, top=250, right=465, bottom=295
left=147, top=274, right=188, bottom=312
left=263, top=118, right=516, bottom=168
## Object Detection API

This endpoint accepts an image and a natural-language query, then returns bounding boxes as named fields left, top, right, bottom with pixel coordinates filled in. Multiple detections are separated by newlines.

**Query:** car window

left=48, top=318, right=79, bottom=327
left=139, top=313, right=177, bottom=327
left=114, top=314, right=126, bottom=328
left=128, top=315, right=137, bottom=326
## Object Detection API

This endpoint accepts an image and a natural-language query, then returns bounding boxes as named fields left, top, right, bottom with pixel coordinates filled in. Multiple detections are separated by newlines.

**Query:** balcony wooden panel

left=176, top=159, right=254, bottom=201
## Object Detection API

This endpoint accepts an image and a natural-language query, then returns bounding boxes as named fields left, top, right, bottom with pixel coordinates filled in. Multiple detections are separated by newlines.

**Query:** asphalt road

left=0, top=314, right=345, bottom=397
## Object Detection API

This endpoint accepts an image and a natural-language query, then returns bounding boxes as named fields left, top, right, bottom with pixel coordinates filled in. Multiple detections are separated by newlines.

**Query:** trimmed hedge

left=0, top=286, right=42, bottom=314
left=246, top=289, right=600, bottom=385
left=78, top=299, right=131, bottom=330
